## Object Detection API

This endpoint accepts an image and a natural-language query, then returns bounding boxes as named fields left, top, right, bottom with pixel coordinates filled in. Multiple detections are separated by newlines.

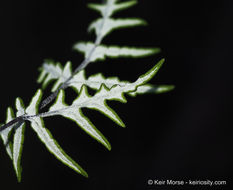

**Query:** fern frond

left=0, top=0, right=174, bottom=182
left=88, top=18, right=146, bottom=39
left=13, top=98, right=26, bottom=182
left=0, top=103, right=25, bottom=182
left=72, top=0, right=158, bottom=64
left=0, top=108, right=15, bottom=159
left=36, top=0, right=160, bottom=107
left=1, top=91, right=88, bottom=179
left=37, top=61, right=173, bottom=96
left=37, top=60, right=72, bottom=91
left=37, top=60, right=63, bottom=86
left=128, top=84, right=175, bottom=97
left=25, top=90, right=88, bottom=177
left=40, top=59, right=164, bottom=150
left=87, top=0, right=143, bottom=40
left=88, top=0, right=137, bottom=17
left=73, top=42, right=160, bottom=62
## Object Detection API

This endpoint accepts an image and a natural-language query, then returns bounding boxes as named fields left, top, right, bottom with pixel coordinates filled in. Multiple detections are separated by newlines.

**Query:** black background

left=0, top=0, right=232, bottom=189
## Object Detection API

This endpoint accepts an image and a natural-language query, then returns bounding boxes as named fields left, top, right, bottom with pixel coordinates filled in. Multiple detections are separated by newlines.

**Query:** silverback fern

left=0, top=0, right=174, bottom=182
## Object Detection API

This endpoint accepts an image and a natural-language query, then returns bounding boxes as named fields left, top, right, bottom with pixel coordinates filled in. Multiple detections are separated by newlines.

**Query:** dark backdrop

left=0, top=0, right=232, bottom=189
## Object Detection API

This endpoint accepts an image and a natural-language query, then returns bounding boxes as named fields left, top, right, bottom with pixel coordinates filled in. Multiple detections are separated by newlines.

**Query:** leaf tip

left=16, top=173, right=22, bottom=183
left=101, top=135, right=111, bottom=151
left=151, top=58, right=165, bottom=72
left=82, top=171, right=89, bottom=178
left=151, top=47, right=161, bottom=54
left=107, top=143, right=112, bottom=151
left=121, top=122, right=126, bottom=128
left=166, top=85, right=175, bottom=91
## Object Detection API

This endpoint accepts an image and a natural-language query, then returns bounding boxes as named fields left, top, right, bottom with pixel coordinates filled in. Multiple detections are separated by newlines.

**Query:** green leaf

left=128, top=84, right=175, bottom=97
left=37, top=60, right=64, bottom=90
left=49, top=90, right=113, bottom=150
left=0, top=99, right=26, bottom=182
left=87, top=0, right=145, bottom=40
left=38, top=61, right=170, bottom=99
left=0, top=107, right=15, bottom=159
left=13, top=98, right=26, bottom=182
left=88, top=0, right=137, bottom=17
left=69, top=70, right=172, bottom=97
left=88, top=18, right=146, bottom=39
left=73, top=42, right=159, bottom=62
left=1, top=0, right=174, bottom=182
left=69, top=70, right=129, bottom=92
left=47, top=59, right=164, bottom=150
left=37, top=60, right=72, bottom=92
left=25, top=89, right=88, bottom=177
